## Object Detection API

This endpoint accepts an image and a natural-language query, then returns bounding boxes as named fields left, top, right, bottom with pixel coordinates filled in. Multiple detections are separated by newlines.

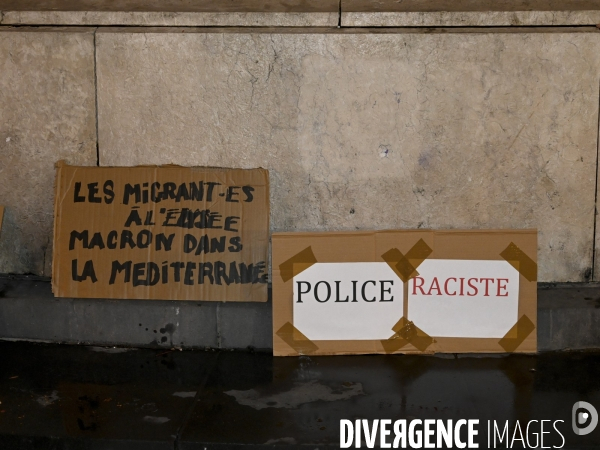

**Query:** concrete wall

left=0, top=28, right=97, bottom=276
left=2, top=25, right=600, bottom=283
left=1, top=3, right=600, bottom=285
left=96, top=29, right=600, bottom=283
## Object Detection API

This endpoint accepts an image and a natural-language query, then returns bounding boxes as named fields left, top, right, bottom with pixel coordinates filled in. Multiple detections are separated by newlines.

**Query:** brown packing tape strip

left=498, top=315, right=535, bottom=352
left=380, top=337, right=410, bottom=353
left=380, top=317, right=435, bottom=353
left=381, top=239, right=433, bottom=283
left=397, top=239, right=433, bottom=283
left=279, top=246, right=317, bottom=283
left=405, top=238, right=434, bottom=269
left=276, top=322, right=319, bottom=355
left=500, top=242, right=537, bottom=282
left=381, top=248, right=414, bottom=282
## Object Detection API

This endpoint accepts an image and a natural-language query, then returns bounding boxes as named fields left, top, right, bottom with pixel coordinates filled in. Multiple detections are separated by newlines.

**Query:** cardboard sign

left=52, top=162, right=269, bottom=301
left=272, top=230, right=537, bottom=355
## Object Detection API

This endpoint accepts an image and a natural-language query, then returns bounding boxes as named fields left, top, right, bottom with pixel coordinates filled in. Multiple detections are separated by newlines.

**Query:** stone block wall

left=0, top=28, right=97, bottom=276
left=2, top=1, right=600, bottom=284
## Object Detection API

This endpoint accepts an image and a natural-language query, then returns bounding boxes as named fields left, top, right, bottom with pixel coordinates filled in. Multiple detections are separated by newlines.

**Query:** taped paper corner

left=381, top=239, right=433, bottom=283
left=500, top=242, right=537, bottom=282
left=498, top=315, right=535, bottom=352
left=276, top=322, right=318, bottom=355
left=279, top=246, right=317, bottom=283
left=381, top=317, right=435, bottom=353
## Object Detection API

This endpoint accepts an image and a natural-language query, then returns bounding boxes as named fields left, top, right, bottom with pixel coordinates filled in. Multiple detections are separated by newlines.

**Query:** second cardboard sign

left=272, top=230, right=537, bottom=356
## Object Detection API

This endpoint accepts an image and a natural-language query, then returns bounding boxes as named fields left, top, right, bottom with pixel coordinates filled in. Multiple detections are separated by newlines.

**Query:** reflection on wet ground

left=1, top=341, right=600, bottom=448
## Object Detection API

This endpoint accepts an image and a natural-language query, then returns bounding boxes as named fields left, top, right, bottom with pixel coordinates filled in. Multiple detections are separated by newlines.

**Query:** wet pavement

left=1, top=342, right=600, bottom=449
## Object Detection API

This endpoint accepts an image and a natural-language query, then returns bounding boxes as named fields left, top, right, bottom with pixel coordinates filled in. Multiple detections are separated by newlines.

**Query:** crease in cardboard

left=381, top=238, right=433, bottom=329
left=59, top=167, right=79, bottom=211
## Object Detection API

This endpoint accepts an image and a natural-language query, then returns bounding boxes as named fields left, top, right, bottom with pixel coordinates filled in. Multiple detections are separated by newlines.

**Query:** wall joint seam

left=592, top=76, right=600, bottom=280
left=93, top=27, right=100, bottom=167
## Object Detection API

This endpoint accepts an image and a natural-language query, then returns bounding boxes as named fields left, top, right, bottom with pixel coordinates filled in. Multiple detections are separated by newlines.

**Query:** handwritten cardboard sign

left=273, top=229, right=537, bottom=355
left=52, top=162, right=269, bottom=301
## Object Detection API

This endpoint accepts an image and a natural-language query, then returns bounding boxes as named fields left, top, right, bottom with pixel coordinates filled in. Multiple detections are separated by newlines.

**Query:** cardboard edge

left=57, top=162, right=271, bottom=173
left=433, top=228, right=538, bottom=236
left=273, top=228, right=538, bottom=238
left=51, top=161, right=65, bottom=296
